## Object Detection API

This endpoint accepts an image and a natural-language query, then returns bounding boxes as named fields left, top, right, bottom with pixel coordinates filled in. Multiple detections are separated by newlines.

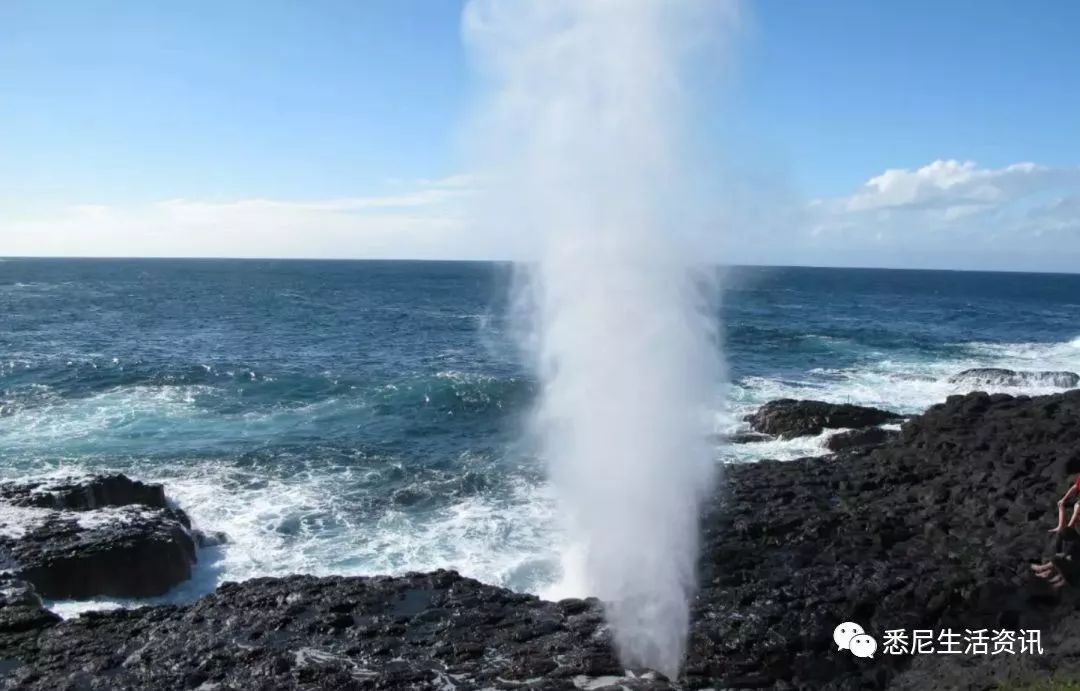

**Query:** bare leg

left=1053, top=500, right=1068, bottom=531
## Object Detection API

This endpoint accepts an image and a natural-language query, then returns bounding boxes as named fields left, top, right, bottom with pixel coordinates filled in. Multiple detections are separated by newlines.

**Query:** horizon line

left=2, top=255, right=1079, bottom=277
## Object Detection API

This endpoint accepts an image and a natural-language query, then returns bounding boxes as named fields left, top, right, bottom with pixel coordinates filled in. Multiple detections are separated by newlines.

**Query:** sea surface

left=2, top=259, right=1079, bottom=615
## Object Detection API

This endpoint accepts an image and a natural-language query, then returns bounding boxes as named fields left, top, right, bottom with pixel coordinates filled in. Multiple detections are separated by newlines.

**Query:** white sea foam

left=0, top=385, right=209, bottom=451
left=721, top=334, right=1080, bottom=463
left=719, top=427, right=836, bottom=464
left=73, top=505, right=160, bottom=531
left=27, top=338, right=1014, bottom=613
left=10, top=333, right=1078, bottom=625
left=963, top=337, right=1080, bottom=371
left=32, top=459, right=564, bottom=618
left=0, top=504, right=51, bottom=541
left=162, top=464, right=561, bottom=586
left=48, top=599, right=124, bottom=619
left=0, top=383, right=357, bottom=455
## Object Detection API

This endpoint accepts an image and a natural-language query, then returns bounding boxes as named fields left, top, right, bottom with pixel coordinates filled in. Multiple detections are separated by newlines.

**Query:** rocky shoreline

left=3, top=389, right=1080, bottom=689
left=0, top=474, right=224, bottom=600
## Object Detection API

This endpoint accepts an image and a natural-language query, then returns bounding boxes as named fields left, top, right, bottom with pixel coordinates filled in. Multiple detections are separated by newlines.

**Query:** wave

left=1, top=359, right=301, bottom=401
left=2, top=358, right=533, bottom=416
left=12, top=455, right=565, bottom=619
left=722, top=334, right=1080, bottom=463
left=963, top=336, right=1080, bottom=368
left=8, top=331, right=1077, bottom=617
left=0, top=364, right=534, bottom=461
left=717, top=425, right=836, bottom=463
left=0, top=384, right=223, bottom=457
left=369, top=370, right=533, bottom=419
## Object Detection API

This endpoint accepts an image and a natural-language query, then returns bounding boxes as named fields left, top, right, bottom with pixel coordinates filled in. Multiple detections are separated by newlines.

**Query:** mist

left=462, top=0, right=733, bottom=677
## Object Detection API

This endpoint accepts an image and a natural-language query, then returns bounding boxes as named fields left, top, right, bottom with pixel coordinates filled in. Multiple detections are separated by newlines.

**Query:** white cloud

left=4, top=162, right=1078, bottom=271
left=0, top=177, right=499, bottom=260
left=839, top=159, right=1061, bottom=213
left=792, top=159, right=1080, bottom=271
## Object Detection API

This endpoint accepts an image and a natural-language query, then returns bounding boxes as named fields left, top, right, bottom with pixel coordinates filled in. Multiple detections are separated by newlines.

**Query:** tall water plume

left=462, top=0, right=733, bottom=677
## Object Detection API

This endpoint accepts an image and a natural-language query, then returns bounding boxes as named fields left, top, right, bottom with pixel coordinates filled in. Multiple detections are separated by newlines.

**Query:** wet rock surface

left=691, top=390, right=1080, bottom=689
left=0, top=474, right=172, bottom=513
left=0, top=576, right=59, bottom=635
left=744, top=398, right=903, bottom=439
left=0, top=475, right=201, bottom=599
left=3, top=391, right=1080, bottom=689
left=1, top=571, right=644, bottom=691
left=725, top=432, right=773, bottom=445
left=825, top=426, right=900, bottom=452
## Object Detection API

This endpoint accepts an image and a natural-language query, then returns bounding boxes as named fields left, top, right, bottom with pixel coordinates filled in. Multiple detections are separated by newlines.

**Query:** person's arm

left=1052, top=485, right=1079, bottom=532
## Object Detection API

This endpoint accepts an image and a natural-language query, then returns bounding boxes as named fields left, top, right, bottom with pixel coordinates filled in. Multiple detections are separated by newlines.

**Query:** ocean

left=2, top=258, right=1079, bottom=614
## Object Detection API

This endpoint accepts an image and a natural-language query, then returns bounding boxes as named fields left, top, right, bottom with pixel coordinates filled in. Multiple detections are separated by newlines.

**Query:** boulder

left=825, top=426, right=899, bottom=452
left=0, top=577, right=59, bottom=634
left=0, top=577, right=60, bottom=681
left=0, top=474, right=171, bottom=513
left=0, top=475, right=202, bottom=599
left=949, top=367, right=1079, bottom=389
left=744, top=398, right=903, bottom=438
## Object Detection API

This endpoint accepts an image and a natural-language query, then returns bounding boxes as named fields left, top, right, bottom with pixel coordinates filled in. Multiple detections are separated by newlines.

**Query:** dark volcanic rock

left=4, top=392, right=1080, bottom=689
left=691, top=390, right=1080, bottom=690
left=949, top=367, right=1080, bottom=389
left=0, top=578, right=60, bottom=681
left=0, top=577, right=59, bottom=634
left=744, top=398, right=903, bottom=438
left=0, top=473, right=171, bottom=513
left=0, top=475, right=201, bottom=599
left=0, top=570, right=657, bottom=690
left=4, top=508, right=197, bottom=599
left=825, top=426, right=899, bottom=452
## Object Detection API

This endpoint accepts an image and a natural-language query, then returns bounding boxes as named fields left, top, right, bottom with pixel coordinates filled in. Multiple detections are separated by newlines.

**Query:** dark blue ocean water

left=2, top=258, right=1079, bottom=611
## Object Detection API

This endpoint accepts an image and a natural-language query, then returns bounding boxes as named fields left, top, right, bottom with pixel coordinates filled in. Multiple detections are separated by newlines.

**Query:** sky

left=1, top=0, right=1078, bottom=271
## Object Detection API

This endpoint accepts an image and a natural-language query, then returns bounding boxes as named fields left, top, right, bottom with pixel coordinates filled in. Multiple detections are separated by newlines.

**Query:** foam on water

left=722, top=333, right=1080, bottom=462
left=0, top=385, right=210, bottom=451
left=0, top=382, right=375, bottom=457
left=4, top=260, right=1078, bottom=629
left=176, top=466, right=557, bottom=582
left=0, top=504, right=52, bottom=540
left=14, top=334, right=1080, bottom=620
left=963, top=336, right=1080, bottom=371
left=28, top=460, right=565, bottom=618
left=720, top=427, right=837, bottom=464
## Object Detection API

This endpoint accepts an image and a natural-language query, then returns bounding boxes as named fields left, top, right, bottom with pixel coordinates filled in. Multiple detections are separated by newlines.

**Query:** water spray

left=463, top=0, right=732, bottom=676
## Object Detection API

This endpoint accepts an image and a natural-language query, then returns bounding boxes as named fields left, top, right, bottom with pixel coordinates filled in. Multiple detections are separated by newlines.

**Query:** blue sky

left=2, top=0, right=1078, bottom=270
left=731, top=1, right=1080, bottom=191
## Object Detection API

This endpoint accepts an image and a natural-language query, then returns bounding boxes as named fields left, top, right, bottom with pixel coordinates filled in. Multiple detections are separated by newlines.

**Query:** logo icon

left=849, top=633, right=878, bottom=658
left=833, top=622, right=865, bottom=650
left=833, top=622, right=877, bottom=658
